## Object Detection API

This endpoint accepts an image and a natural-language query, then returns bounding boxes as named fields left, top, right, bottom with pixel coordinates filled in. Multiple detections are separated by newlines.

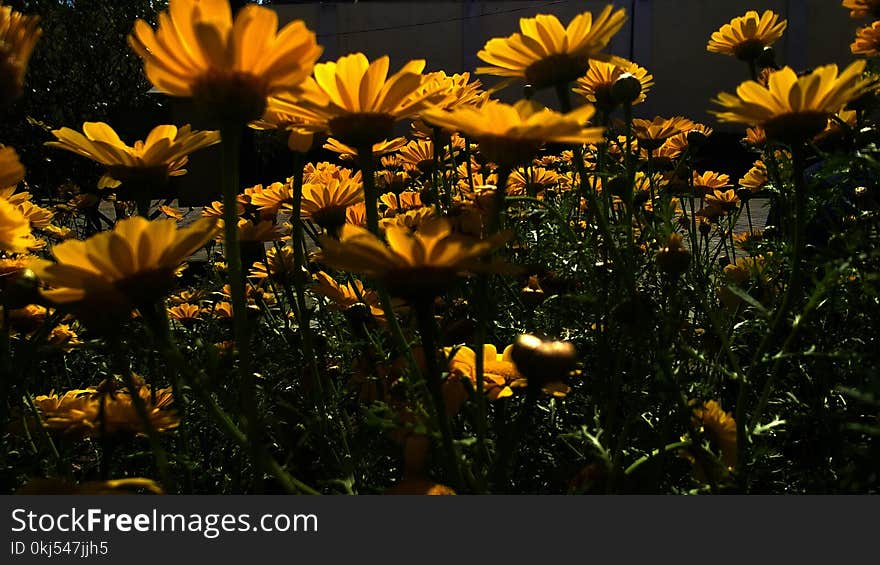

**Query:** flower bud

left=511, top=334, right=577, bottom=389
left=755, top=46, right=777, bottom=70
left=656, top=233, right=690, bottom=277
left=1, top=268, right=40, bottom=309
left=612, top=73, right=642, bottom=106
left=686, top=129, right=709, bottom=149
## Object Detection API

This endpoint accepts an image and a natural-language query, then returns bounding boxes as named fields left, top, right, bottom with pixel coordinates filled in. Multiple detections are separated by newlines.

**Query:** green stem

left=289, top=152, right=325, bottom=399
left=414, top=298, right=464, bottom=490
left=358, top=146, right=380, bottom=235
left=624, top=441, right=691, bottom=476
left=108, top=338, right=174, bottom=491
left=147, top=307, right=320, bottom=495
left=219, top=124, right=261, bottom=491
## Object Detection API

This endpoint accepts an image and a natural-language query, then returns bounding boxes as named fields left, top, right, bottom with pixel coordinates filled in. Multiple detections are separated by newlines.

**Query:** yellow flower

left=0, top=145, right=25, bottom=188
left=311, top=270, right=385, bottom=321
left=632, top=116, right=696, bottom=150
left=380, top=191, right=423, bottom=215
left=249, top=245, right=297, bottom=284
left=712, top=61, right=873, bottom=143
left=46, top=123, right=220, bottom=190
left=323, top=136, right=406, bottom=161
left=398, top=139, right=439, bottom=174
left=0, top=4, right=41, bottom=106
left=244, top=181, right=292, bottom=216
left=705, top=189, right=740, bottom=213
left=691, top=400, right=737, bottom=470
left=269, top=53, right=436, bottom=147
left=476, top=6, right=627, bottom=89
left=168, top=302, right=202, bottom=323
left=128, top=0, right=322, bottom=124
left=0, top=196, right=33, bottom=252
left=300, top=176, right=364, bottom=233
left=34, top=383, right=179, bottom=437
left=445, top=344, right=525, bottom=401
left=692, top=170, right=731, bottom=195
left=159, top=205, right=185, bottom=220
left=743, top=126, right=766, bottom=147
left=379, top=207, right=437, bottom=232
left=421, top=99, right=603, bottom=167
left=419, top=71, right=485, bottom=112
left=707, top=10, right=787, bottom=61
left=346, top=202, right=367, bottom=227
left=843, top=0, right=880, bottom=19
left=319, top=217, right=510, bottom=298
left=573, top=58, right=653, bottom=110
left=30, top=216, right=219, bottom=320
left=506, top=167, right=566, bottom=196
left=739, top=161, right=768, bottom=192
left=218, top=218, right=284, bottom=242
left=852, top=21, right=880, bottom=56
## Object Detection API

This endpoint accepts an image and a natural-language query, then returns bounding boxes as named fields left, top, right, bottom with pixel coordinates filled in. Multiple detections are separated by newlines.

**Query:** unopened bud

left=612, top=73, right=642, bottom=106
left=511, top=334, right=578, bottom=389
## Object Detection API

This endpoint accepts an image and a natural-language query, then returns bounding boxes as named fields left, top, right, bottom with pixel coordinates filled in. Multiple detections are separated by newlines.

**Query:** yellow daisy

left=319, top=217, right=510, bottom=298
left=476, top=6, right=627, bottom=89
left=573, top=58, right=653, bottom=111
left=30, top=216, right=219, bottom=320
left=128, top=0, right=322, bottom=124
left=851, top=21, right=880, bottom=56
left=0, top=196, right=33, bottom=253
left=269, top=53, right=437, bottom=147
left=46, top=123, right=219, bottom=190
left=707, top=10, right=787, bottom=61
left=712, top=61, right=873, bottom=143
left=421, top=99, right=603, bottom=167
left=300, top=176, right=364, bottom=233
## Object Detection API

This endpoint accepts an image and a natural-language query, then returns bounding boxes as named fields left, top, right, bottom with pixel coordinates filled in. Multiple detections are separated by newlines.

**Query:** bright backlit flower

left=0, top=196, right=32, bottom=252
left=129, top=0, right=322, bottom=124
left=269, top=53, right=436, bottom=147
left=851, top=21, right=880, bottom=56
left=712, top=61, right=873, bottom=143
left=319, top=217, right=510, bottom=298
left=445, top=344, right=526, bottom=401
left=46, top=123, right=219, bottom=190
left=707, top=10, right=787, bottom=61
left=573, top=58, right=653, bottom=111
left=30, top=216, right=219, bottom=320
left=421, top=99, right=603, bottom=167
left=0, top=4, right=41, bottom=106
left=476, top=6, right=627, bottom=89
